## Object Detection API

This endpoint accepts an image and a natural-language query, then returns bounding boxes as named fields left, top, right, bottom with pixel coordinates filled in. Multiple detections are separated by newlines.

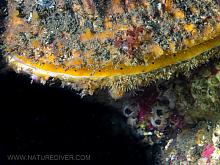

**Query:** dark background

left=0, top=69, right=153, bottom=164
left=0, top=1, right=154, bottom=164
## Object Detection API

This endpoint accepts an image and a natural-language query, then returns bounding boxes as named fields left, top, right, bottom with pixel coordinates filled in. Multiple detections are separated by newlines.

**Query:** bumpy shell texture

left=4, top=0, right=220, bottom=98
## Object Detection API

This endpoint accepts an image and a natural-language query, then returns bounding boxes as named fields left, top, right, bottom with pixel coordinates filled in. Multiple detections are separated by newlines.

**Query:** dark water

left=0, top=70, right=154, bottom=164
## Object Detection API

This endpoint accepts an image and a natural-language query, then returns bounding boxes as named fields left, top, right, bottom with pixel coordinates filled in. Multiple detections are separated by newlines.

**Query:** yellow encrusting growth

left=164, top=0, right=173, bottom=12
left=31, top=39, right=41, bottom=48
left=10, top=10, right=24, bottom=26
left=184, top=23, right=197, bottom=36
left=32, top=11, right=39, bottom=21
left=80, top=29, right=94, bottom=41
left=173, top=8, right=185, bottom=19
left=80, top=24, right=129, bottom=42
left=149, top=44, right=164, bottom=58
left=203, top=25, right=214, bottom=40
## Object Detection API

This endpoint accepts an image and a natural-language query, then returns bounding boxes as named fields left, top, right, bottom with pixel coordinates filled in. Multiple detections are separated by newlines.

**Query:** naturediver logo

left=7, top=154, right=91, bottom=161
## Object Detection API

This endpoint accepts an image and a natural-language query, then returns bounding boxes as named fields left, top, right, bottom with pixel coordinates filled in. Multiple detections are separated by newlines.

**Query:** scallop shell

left=4, top=0, right=220, bottom=98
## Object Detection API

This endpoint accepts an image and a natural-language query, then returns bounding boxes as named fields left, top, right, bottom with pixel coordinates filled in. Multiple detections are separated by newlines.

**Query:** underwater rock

left=119, top=60, right=220, bottom=164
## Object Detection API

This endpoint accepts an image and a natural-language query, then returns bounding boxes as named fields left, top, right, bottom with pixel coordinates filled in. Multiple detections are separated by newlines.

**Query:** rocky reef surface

left=90, top=58, right=220, bottom=164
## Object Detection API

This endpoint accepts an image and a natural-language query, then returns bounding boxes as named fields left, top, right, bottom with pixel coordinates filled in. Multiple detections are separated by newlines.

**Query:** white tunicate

left=36, top=0, right=55, bottom=9
left=123, top=105, right=135, bottom=117
left=27, top=12, right=32, bottom=22
left=122, top=100, right=139, bottom=117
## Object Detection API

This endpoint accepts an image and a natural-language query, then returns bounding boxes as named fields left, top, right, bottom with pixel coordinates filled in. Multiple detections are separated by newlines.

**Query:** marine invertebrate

left=120, top=85, right=185, bottom=145
left=3, top=0, right=220, bottom=98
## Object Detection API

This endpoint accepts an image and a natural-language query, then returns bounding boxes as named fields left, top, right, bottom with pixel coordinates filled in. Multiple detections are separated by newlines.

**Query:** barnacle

left=3, top=0, right=220, bottom=98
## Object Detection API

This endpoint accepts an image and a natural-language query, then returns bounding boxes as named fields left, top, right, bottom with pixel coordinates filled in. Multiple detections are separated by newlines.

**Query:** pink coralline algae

left=201, top=144, right=215, bottom=160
